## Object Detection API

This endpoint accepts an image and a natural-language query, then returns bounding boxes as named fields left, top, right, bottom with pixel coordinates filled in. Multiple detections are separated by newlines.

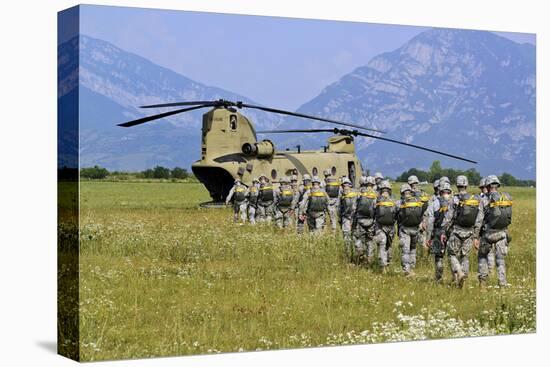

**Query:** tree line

left=396, top=161, right=535, bottom=187
left=80, top=165, right=192, bottom=180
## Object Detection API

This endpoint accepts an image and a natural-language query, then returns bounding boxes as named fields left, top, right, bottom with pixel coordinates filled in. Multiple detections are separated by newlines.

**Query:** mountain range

left=58, top=29, right=536, bottom=178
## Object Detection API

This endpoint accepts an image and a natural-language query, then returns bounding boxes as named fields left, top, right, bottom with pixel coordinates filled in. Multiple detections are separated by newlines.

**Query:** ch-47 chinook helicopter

left=118, top=99, right=476, bottom=205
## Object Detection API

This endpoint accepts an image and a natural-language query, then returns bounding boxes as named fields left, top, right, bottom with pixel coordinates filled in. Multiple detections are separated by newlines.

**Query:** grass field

left=77, top=182, right=536, bottom=361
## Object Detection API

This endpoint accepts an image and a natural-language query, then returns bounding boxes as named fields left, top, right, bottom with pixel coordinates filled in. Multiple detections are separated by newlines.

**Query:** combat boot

left=479, top=279, right=487, bottom=290
left=457, top=270, right=466, bottom=288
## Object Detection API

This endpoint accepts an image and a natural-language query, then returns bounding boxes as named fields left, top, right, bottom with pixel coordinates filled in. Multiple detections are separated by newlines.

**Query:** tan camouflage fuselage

left=192, top=108, right=363, bottom=201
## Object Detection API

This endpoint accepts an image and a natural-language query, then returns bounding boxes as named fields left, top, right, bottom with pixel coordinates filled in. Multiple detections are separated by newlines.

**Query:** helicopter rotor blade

left=257, top=128, right=476, bottom=164
left=140, top=101, right=217, bottom=109
left=257, top=129, right=336, bottom=134
left=240, top=103, right=385, bottom=134
left=117, top=104, right=211, bottom=127
left=130, top=99, right=384, bottom=134
left=353, top=130, right=477, bottom=164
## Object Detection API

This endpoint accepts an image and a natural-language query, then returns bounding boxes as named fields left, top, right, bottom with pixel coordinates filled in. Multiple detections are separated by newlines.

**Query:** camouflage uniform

left=296, top=175, right=312, bottom=234
left=247, top=179, right=260, bottom=224
left=225, top=181, right=248, bottom=223
left=300, top=177, right=328, bottom=234
left=323, top=171, right=341, bottom=231
left=478, top=176, right=513, bottom=287
left=424, top=179, right=440, bottom=256
left=409, top=175, right=430, bottom=260
left=373, top=181, right=397, bottom=269
left=478, top=177, right=496, bottom=272
left=373, top=172, right=384, bottom=192
left=353, top=177, right=378, bottom=264
left=257, top=180, right=275, bottom=224
left=396, top=184, right=424, bottom=276
left=339, top=178, right=357, bottom=261
left=442, top=176, right=484, bottom=287
left=275, top=178, right=299, bottom=228
left=426, top=182, right=453, bottom=281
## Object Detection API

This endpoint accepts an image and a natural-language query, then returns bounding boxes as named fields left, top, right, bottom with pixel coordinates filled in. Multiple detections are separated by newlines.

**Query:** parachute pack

left=233, top=186, right=247, bottom=203
left=325, top=178, right=340, bottom=198
left=259, top=185, right=274, bottom=202
left=376, top=198, right=396, bottom=226
left=486, top=191, right=513, bottom=230
left=455, top=192, right=480, bottom=227
left=398, top=197, right=423, bottom=227
left=356, top=190, right=377, bottom=218
left=340, top=191, right=358, bottom=217
left=308, top=191, right=328, bottom=212
left=279, top=189, right=295, bottom=208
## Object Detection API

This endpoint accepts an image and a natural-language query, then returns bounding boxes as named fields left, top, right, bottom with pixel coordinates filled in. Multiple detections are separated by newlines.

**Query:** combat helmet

left=400, top=183, right=412, bottom=194
left=407, top=175, right=420, bottom=185
left=302, top=174, right=312, bottom=182
left=486, top=175, right=501, bottom=187
left=290, top=175, right=298, bottom=182
left=456, top=175, right=468, bottom=187
left=341, top=177, right=352, bottom=186
left=433, top=179, right=440, bottom=189
left=280, top=176, right=290, bottom=184
left=379, top=180, right=392, bottom=191
left=478, top=177, right=486, bottom=188
left=439, top=176, right=450, bottom=184
left=323, top=169, right=331, bottom=176
left=374, top=172, right=384, bottom=180
left=359, top=176, right=376, bottom=186
left=439, top=181, right=452, bottom=193
left=311, top=176, right=322, bottom=184
left=252, top=177, right=259, bottom=183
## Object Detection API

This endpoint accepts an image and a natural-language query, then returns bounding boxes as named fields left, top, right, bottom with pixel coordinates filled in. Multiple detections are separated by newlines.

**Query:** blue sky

left=79, top=4, right=536, bottom=111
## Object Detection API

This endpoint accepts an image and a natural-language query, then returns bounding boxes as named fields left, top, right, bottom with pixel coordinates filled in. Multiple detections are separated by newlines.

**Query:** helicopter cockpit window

left=229, top=114, right=238, bottom=130
left=312, top=167, right=318, bottom=176
left=331, top=166, right=337, bottom=176
left=271, top=169, right=277, bottom=180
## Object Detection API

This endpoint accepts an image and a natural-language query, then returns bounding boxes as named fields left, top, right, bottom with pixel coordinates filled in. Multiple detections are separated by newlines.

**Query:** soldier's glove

left=299, top=215, right=306, bottom=221
left=473, top=238, right=480, bottom=251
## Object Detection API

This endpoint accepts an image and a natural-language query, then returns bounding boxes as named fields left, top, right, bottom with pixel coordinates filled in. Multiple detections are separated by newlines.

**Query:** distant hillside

left=58, top=30, right=535, bottom=178
left=293, top=29, right=535, bottom=178
left=58, top=35, right=285, bottom=171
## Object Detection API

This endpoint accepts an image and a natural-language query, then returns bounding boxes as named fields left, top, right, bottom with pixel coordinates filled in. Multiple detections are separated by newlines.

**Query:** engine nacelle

left=242, top=139, right=275, bottom=158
